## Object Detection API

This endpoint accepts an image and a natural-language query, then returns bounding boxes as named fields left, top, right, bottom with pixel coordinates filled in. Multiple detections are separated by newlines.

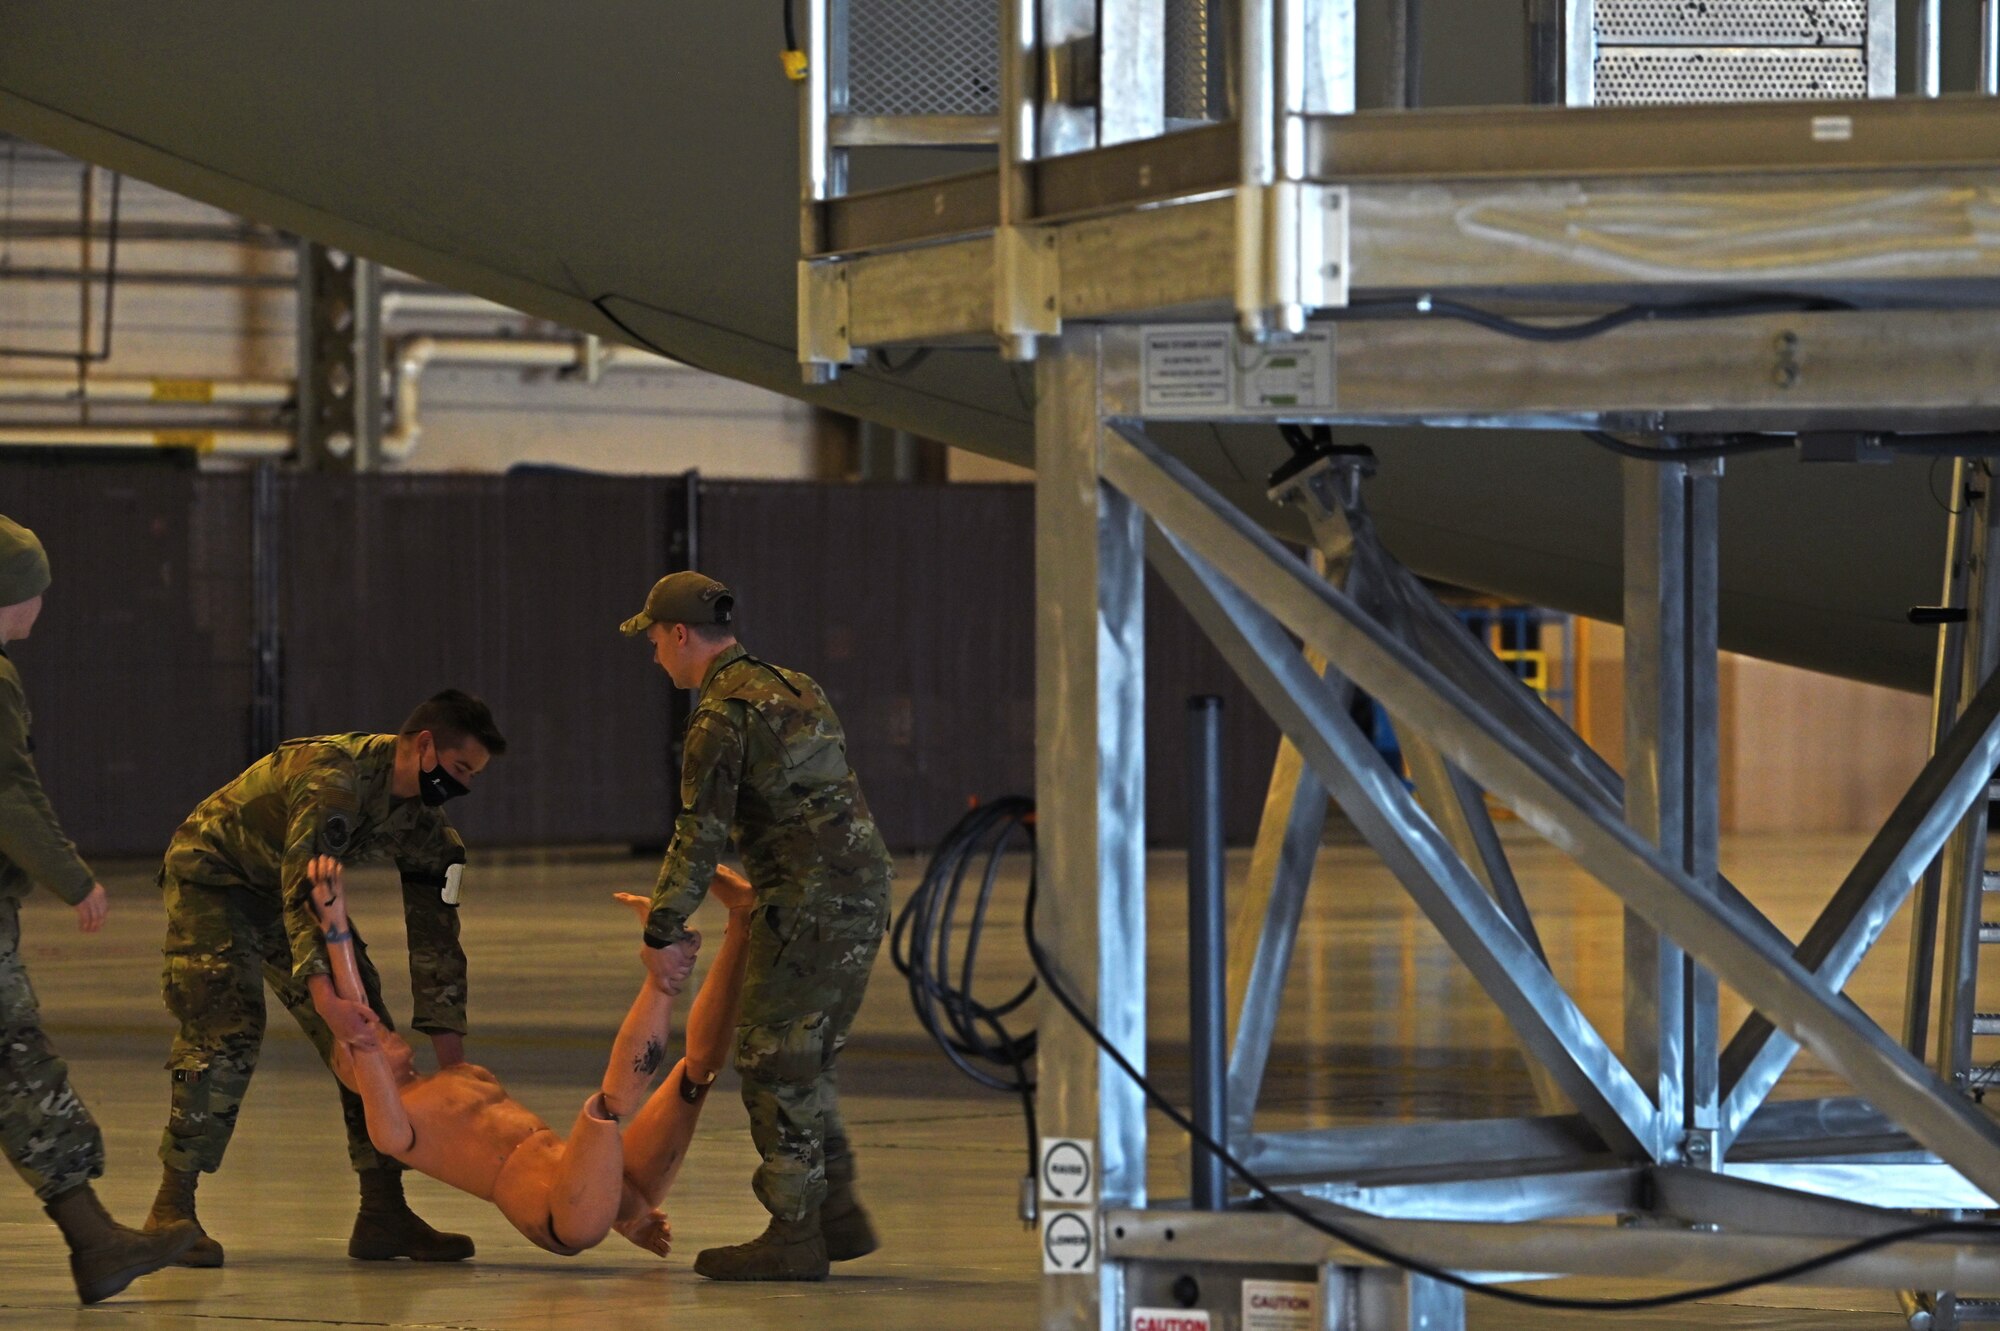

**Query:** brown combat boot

left=348, top=1164, right=475, bottom=1262
left=144, top=1165, right=225, bottom=1267
left=45, top=1183, right=200, bottom=1304
left=820, top=1140, right=878, bottom=1262
left=693, top=1212, right=829, bottom=1281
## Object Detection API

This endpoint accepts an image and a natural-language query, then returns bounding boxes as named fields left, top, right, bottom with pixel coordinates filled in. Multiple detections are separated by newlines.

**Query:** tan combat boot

left=820, top=1139, right=878, bottom=1262
left=693, top=1212, right=830, bottom=1281
left=143, top=1165, right=225, bottom=1267
left=348, top=1164, right=475, bottom=1261
left=46, top=1183, right=199, bottom=1304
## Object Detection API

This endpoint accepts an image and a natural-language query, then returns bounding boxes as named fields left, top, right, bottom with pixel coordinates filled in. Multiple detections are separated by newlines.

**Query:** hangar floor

left=0, top=834, right=1958, bottom=1329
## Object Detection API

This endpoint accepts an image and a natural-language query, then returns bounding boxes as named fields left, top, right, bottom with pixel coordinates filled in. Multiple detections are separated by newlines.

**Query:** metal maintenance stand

left=799, top=1, right=2000, bottom=1327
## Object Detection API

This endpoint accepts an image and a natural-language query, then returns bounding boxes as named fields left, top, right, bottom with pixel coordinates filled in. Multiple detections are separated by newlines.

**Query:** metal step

left=1974, top=1013, right=2000, bottom=1036
left=1982, top=922, right=2000, bottom=944
left=1953, top=1298, right=2000, bottom=1323
left=1984, top=870, right=2000, bottom=893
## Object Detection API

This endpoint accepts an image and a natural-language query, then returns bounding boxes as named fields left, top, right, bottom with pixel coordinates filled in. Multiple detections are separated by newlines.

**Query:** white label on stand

left=1237, top=330, right=1335, bottom=410
left=1041, top=1208, right=1097, bottom=1274
left=1039, top=1137, right=1096, bottom=1205
left=1131, top=1310, right=1211, bottom=1331
left=1142, top=329, right=1232, bottom=413
left=1139, top=325, right=1337, bottom=416
left=1242, top=1279, right=1320, bottom=1331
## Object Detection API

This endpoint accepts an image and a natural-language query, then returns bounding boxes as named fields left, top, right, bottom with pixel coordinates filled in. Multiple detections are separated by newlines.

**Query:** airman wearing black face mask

left=142, top=690, right=506, bottom=1269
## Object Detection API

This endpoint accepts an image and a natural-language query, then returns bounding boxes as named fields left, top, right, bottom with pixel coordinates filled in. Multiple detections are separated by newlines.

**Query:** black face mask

left=418, top=759, right=470, bottom=807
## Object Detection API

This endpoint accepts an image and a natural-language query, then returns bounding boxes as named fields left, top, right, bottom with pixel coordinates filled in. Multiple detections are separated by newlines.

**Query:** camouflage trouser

left=0, top=898, right=105, bottom=1201
left=734, top=888, right=887, bottom=1221
left=158, top=874, right=396, bottom=1175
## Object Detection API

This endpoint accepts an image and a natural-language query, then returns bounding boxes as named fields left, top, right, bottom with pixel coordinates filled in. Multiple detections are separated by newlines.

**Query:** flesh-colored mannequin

left=305, top=853, right=751, bottom=1257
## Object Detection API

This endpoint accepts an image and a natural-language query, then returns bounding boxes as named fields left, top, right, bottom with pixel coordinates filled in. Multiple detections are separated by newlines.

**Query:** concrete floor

left=0, top=834, right=1960, bottom=1328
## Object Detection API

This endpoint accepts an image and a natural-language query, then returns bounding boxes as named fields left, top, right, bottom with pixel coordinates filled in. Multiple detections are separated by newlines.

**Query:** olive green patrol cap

left=619, top=570, right=735, bottom=636
left=0, top=515, right=50, bottom=608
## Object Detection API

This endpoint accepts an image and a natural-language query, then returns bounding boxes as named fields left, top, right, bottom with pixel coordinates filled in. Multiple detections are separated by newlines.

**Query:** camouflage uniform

left=646, top=644, right=892, bottom=1222
left=157, top=733, right=468, bottom=1175
left=0, top=647, right=104, bottom=1202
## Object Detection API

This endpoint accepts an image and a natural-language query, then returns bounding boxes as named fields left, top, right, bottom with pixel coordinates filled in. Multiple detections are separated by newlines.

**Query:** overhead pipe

left=0, top=335, right=684, bottom=462
left=0, top=375, right=293, bottom=406
left=0, top=426, right=290, bottom=456
left=382, top=335, right=686, bottom=459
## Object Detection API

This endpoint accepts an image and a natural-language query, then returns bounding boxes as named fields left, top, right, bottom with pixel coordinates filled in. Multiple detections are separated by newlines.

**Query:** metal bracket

left=798, top=259, right=857, bottom=383
left=995, top=224, right=1062, bottom=360
left=1238, top=183, right=1351, bottom=337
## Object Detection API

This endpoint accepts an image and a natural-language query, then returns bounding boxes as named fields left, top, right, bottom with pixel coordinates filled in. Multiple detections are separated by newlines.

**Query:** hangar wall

left=0, top=463, right=1281, bottom=858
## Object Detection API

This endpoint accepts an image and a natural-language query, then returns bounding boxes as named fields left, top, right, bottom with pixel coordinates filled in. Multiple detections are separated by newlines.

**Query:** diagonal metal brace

left=1104, top=420, right=2000, bottom=1201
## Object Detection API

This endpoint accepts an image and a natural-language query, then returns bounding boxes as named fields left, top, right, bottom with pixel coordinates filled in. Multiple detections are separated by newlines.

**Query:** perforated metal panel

left=1166, top=0, right=1223, bottom=121
left=845, top=0, right=999, bottom=117
left=1595, top=0, right=1867, bottom=45
left=1594, top=47, right=1868, bottom=102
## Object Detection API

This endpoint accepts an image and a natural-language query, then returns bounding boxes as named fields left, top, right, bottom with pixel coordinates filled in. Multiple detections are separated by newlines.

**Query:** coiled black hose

left=891, top=796, right=1039, bottom=1177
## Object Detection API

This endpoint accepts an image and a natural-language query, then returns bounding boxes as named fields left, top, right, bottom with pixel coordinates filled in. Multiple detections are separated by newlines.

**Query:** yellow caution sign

left=151, top=379, right=216, bottom=403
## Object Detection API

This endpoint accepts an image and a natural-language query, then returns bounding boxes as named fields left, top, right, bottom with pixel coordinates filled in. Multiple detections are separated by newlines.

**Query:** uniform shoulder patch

left=320, top=811, right=354, bottom=855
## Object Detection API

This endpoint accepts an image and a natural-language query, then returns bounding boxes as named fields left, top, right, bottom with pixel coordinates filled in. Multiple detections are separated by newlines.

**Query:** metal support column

left=247, top=461, right=282, bottom=761
left=1936, top=464, right=2000, bottom=1096
left=1906, top=460, right=1976, bottom=1061
left=1189, top=695, right=1229, bottom=1211
left=295, top=240, right=384, bottom=472
left=1623, top=452, right=1721, bottom=1165
left=1036, top=329, right=1148, bottom=1331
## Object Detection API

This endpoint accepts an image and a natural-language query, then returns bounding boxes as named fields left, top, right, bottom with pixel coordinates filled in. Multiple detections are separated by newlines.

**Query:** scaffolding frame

left=798, top=2, right=2000, bottom=1327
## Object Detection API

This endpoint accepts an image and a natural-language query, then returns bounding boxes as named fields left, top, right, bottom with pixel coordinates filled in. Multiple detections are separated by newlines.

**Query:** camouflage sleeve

left=279, top=752, right=362, bottom=986
left=0, top=666, right=93, bottom=905
left=396, top=816, right=469, bottom=1036
left=644, top=703, right=745, bottom=947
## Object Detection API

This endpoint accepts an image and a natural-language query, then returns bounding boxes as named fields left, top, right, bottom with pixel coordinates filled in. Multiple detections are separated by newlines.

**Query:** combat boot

left=348, top=1164, right=475, bottom=1261
left=144, top=1164, right=225, bottom=1267
left=820, top=1139, right=878, bottom=1262
left=45, top=1183, right=200, bottom=1304
left=693, top=1212, right=829, bottom=1281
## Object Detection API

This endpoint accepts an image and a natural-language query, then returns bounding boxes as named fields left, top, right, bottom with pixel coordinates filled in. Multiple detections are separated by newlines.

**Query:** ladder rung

left=1982, top=922, right=2000, bottom=944
left=1985, top=870, right=2000, bottom=893
left=1975, top=1013, right=2000, bottom=1036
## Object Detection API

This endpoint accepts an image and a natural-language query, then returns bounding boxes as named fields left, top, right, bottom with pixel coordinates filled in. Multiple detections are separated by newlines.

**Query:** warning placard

left=1138, top=325, right=1336, bottom=417
left=1039, top=1137, right=1095, bottom=1206
left=1040, top=1207, right=1097, bottom=1274
left=1131, top=1310, right=1212, bottom=1331
left=1242, top=1279, right=1320, bottom=1331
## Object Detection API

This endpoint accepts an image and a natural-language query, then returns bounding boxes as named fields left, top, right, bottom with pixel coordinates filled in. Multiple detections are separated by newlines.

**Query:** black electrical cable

left=783, top=0, right=799, bottom=55
left=892, top=797, right=1040, bottom=1178
left=1011, top=842, right=2000, bottom=1310
left=1342, top=292, right=1853, bottom=344
left=1582, top=430, right=1794, bottom=463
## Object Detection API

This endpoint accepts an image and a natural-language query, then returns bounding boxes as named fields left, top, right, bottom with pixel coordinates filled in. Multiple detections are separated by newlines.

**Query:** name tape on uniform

left=1131, top=1310, right=1211, bottom=1331
left=1040, top=1207, right=1097, bottom=1275
left=1039, top=1137, right=1095, bottom=1205
left=1242, top=1279, right=1320, bottom=1331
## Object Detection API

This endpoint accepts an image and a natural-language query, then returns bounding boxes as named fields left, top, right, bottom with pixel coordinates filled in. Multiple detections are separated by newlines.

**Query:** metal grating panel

left=846, top=0, right=999, bottom=117
left=1595, top=0, right=1867, bottom=45
left=1594, top=47, right=1868, bottom=102
left=1166, top=0, right=1223, bottom=122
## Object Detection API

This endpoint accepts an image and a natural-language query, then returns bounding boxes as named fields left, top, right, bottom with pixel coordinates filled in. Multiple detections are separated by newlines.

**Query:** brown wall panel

left=278, top=471, right=684, bottom=848
left=0, top=463, right=254, bottom=857
left=2, top=465, right=1277, bottom=862
left=698, top=481, right=1278, bottom=849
